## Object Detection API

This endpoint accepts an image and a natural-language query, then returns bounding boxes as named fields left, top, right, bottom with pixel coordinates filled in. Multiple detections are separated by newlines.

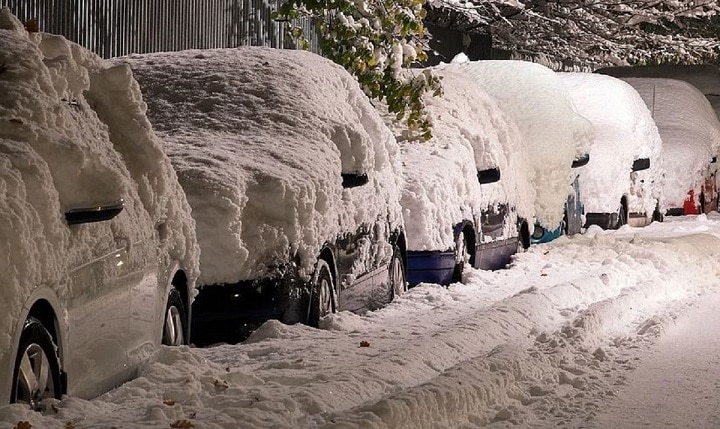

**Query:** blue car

left=386, top=69, right=535, bottom=287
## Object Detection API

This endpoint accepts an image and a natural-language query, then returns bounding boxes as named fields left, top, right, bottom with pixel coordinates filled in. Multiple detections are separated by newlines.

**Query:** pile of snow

left=623, top=77, right=720, bottom=210
left=441, top=59, right=594, bottom=229
left=559, top=72, right=663, bottom=217
left=383, top=68, right=535, bottom=251
left=123, top=47, right=403, bottom=285
left=0, top=8, right=198, bottom=355
left=4, top=215, right=720, bottom=427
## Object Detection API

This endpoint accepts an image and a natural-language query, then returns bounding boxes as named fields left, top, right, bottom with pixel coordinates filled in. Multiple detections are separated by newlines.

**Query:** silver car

left=0, top=11, right=199, bottom=408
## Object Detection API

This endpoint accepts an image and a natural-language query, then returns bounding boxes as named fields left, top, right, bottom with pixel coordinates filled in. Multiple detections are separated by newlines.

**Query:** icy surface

left=559, top=72, right=663, bottom=216
left=623, top=77, right=720, bottom=209
left=441, top=60, right=595, bottom=229
left=123, top=47, right=403, bottom=285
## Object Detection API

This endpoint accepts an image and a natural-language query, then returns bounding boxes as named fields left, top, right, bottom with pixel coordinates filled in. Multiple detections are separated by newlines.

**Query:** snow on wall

left=622, top=77, right=720, bottom=209
left=559, top=73, right=663, bottom=217
left=441, top=60, right=594, bottom=229
left=123, top=47, right=403, bottom=285
left=383, top=68, right=535, bottom=251
left=0, top=8, right=199, bottom=351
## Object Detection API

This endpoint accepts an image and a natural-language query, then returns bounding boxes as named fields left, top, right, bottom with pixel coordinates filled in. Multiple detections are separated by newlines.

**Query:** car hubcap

left=318, top=276, right=332, bottom=318
left=164, top=306, right=185, bottom=346
left=455, top=234, right=468, bottom=266
left=391, top=256, right=405, bottom=297
left=16, top=343, right=54, bottom=411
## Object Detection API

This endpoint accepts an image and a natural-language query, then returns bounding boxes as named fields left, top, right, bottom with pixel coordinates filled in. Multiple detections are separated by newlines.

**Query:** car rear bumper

left=407, top=238, right=518, bottom=286
left=476, top=238, right=518, bottom=270
left=585, top=212, right=617, bottom=229
left=407, top=250, right=455, bottom=286
left=191, top=275, right=309, bottom=345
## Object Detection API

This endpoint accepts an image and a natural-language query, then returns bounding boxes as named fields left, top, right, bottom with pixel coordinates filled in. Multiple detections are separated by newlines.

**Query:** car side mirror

left=65, top=199, right=125, bottom=225
left=477, top=168, right=501, bottom=184
left=632, top=158, right=650, bottom=172
left=572, top=153, right=590, bottom=169
left=341, top=173, right=369, bottom=189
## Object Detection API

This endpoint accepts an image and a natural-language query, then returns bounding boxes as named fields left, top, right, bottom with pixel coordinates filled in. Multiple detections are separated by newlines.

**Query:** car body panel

left=0, top=11, right=199, bottom=405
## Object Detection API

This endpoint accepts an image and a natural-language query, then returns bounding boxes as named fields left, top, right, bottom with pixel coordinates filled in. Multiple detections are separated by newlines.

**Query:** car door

left=64, top=201, right=133, bottom=399
left=125, top=225, right=162, bottom=367
left=334, top=224, right=375, bottom=313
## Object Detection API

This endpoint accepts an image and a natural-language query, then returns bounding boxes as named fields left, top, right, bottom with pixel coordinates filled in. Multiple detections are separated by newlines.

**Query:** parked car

left=559, top=72, right=664, bottom=229
left=595, top=64, right=720, bottom=120
left=381, top=68, right=535, bottom=286
left=445, top=60, right=594, bottom=244
left=0, top=11, right=199, bottom=409
left=621, top=78, right=720, bottom=216
left=125, top=47, right=407, bottom=345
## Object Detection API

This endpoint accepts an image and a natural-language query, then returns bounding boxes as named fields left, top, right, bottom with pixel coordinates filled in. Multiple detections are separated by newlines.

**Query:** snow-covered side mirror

left=477, top=168, right=501, bottom=185
left=65, top=199, right=125, bottom=225
left=571, top=153, right=590, bottom=169
left=341, top=173, right=369, bottom=189
left=632, top=158, right=651, bottom=172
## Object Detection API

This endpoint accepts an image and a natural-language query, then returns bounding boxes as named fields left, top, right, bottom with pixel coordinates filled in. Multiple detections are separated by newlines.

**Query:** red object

left=683, top=189, right=700, bottom=215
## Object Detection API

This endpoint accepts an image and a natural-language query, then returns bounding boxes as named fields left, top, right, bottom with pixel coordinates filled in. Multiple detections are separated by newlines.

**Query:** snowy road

left=3, top=215, right=720, bottom=428
left=590, top=292, right=720, bottom=429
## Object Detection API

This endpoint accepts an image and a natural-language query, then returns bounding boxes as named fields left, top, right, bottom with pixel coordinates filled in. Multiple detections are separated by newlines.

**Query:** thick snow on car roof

left=441, top=60, right=594, bottom=229
left=124, top=47, right=402, bottom=285
left=559, top=73, right=663, bottom=215
left=622, top=77, right=720, bottom=209
left=0, top=9, right=199, bottom=350
left=595, top=64, right=720, bottom=119
left=384, top=68, right=535, bottom=251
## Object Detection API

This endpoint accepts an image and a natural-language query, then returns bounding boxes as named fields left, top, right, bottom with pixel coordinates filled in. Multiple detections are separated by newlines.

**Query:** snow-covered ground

left=3, top=214, right=720, bottom=428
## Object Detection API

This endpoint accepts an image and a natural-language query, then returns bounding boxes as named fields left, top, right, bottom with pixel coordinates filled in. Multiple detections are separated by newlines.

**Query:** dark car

left=125, top=47, right=407, bottom=345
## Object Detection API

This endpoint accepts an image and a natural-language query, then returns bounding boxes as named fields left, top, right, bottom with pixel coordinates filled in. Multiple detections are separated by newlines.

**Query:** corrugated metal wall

left=1, top=0, right=319, bottom=58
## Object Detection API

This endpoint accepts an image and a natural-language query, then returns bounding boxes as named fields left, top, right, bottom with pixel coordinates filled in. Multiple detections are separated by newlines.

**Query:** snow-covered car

left=444, top=60, right=594, bottom=244
left=621, top=78, right=720, bottom=216
left=383, top=68, right=535, bottom=286
left=595, top=64, right=720, bottom=120
left=559, top=73, right=664, bottom=229
left=0, top=10, right=199, bottom=409
left=125, top=47, right=406, bottom=345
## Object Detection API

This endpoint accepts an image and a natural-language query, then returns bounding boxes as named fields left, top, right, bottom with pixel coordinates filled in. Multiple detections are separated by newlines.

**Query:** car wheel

left=615, top=202, right=627, bottom=229
left=389, top=246, right=407, bottom=300
left=652, top=203, right=664, bottom=223
left=162, top=288, right=187, bottom=346
left=308, top=259, right=334, bottom=327
left=11, top=317, right=62, bottom=410
left=452, top=231, right=468, bottom=283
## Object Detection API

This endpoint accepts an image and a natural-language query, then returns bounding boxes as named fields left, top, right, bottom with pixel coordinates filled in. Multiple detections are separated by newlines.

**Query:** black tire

left=652, top=203, right=664, bottom=223
left=389, top=246, right=407, bottom=300
left=308, top=259, right=335, bottom=328
left=452, top=231, right=468, bottom=283
left=616, top=204, right=627, bottom=229
left=162, top=288, right=187, bottom=346
left=11, top=317, right=62, bottom=410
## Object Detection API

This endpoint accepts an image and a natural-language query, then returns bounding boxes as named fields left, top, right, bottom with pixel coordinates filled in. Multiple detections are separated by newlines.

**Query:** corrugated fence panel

left=0, top=0, right=319, bottom=58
